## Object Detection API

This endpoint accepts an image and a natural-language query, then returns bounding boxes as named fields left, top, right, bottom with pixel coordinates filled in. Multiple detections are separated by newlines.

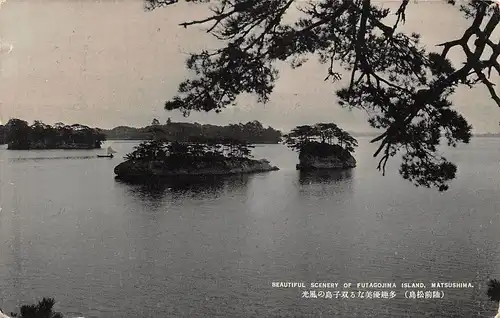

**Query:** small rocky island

left=2, top=118, right=106, bottom=150
left=283, top=123, right=358, bottom=170
left=114, top=138, right=279, bottom=181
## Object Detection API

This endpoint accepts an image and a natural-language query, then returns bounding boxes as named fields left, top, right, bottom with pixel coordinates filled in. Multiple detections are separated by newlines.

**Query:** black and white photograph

left=1, top=0, right=500, bottom=317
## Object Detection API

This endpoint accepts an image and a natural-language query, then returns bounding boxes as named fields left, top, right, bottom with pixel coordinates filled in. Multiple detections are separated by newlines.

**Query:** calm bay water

left=0, top=138, right=500, bottom=317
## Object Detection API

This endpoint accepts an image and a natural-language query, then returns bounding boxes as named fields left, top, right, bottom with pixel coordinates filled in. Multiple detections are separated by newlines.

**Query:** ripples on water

left=0, top=140, right=500, bottom=317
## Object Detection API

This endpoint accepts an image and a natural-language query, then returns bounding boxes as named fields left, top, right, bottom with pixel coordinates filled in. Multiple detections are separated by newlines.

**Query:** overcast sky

left=0, top=0, right=499, bottom=132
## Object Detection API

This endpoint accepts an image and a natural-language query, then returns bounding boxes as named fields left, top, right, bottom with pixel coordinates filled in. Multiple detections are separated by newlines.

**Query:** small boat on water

left=97, top=146, right=117, bottom=158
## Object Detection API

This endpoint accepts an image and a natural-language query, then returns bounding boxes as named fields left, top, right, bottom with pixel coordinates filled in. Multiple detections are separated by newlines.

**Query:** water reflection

left=297, top=169, right=354, bottom=198
left=11, top=189, right=23, bottom=305
left=298, top=168, right=354, bottom=185
left=115, top=174, right=251, bottom=202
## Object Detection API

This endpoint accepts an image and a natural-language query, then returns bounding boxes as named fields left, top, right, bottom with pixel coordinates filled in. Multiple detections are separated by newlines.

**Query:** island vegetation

left=1, top=297, right=63, bottom=318
left=488, top=279, right=500, bottom=317
left=102, top=118, right=282, bottom=144
left=283, top=123, right=358, bottom=170
left=0, top=124, right=5, bottom=144
left=114, top=136, right=278, bottom=181
left=3, top=119, right=106, bottom=150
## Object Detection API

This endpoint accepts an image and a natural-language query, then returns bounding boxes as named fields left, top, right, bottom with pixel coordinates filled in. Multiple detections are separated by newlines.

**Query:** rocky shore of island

left=114, top=157, right=279, bottom=181
left=296, top=146, right=356, bottom=170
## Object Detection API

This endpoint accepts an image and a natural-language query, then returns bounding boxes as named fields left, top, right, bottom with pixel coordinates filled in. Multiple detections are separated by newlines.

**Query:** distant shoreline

left=472, top=134, right=500, bottom=138
left=101, top=120, right=282, bottom=144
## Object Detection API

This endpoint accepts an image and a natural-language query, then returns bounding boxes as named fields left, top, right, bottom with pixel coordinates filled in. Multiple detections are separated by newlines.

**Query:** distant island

left=473, top=133, right=500, bottom=137
left=1, top=119, right=106, bottom=150
left=0, top=118, right=282, bottom=149
left=102, top=118, right=282, bottom=144
left=114, top=137, right=279, bottom=181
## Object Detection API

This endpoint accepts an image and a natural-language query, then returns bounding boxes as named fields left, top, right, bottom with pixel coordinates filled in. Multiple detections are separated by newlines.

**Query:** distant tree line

left=3, top=119, right=106, bottom=150
left=103, top=119, right=281, bottom=144
left=283, top=123, right=358, bottom=155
